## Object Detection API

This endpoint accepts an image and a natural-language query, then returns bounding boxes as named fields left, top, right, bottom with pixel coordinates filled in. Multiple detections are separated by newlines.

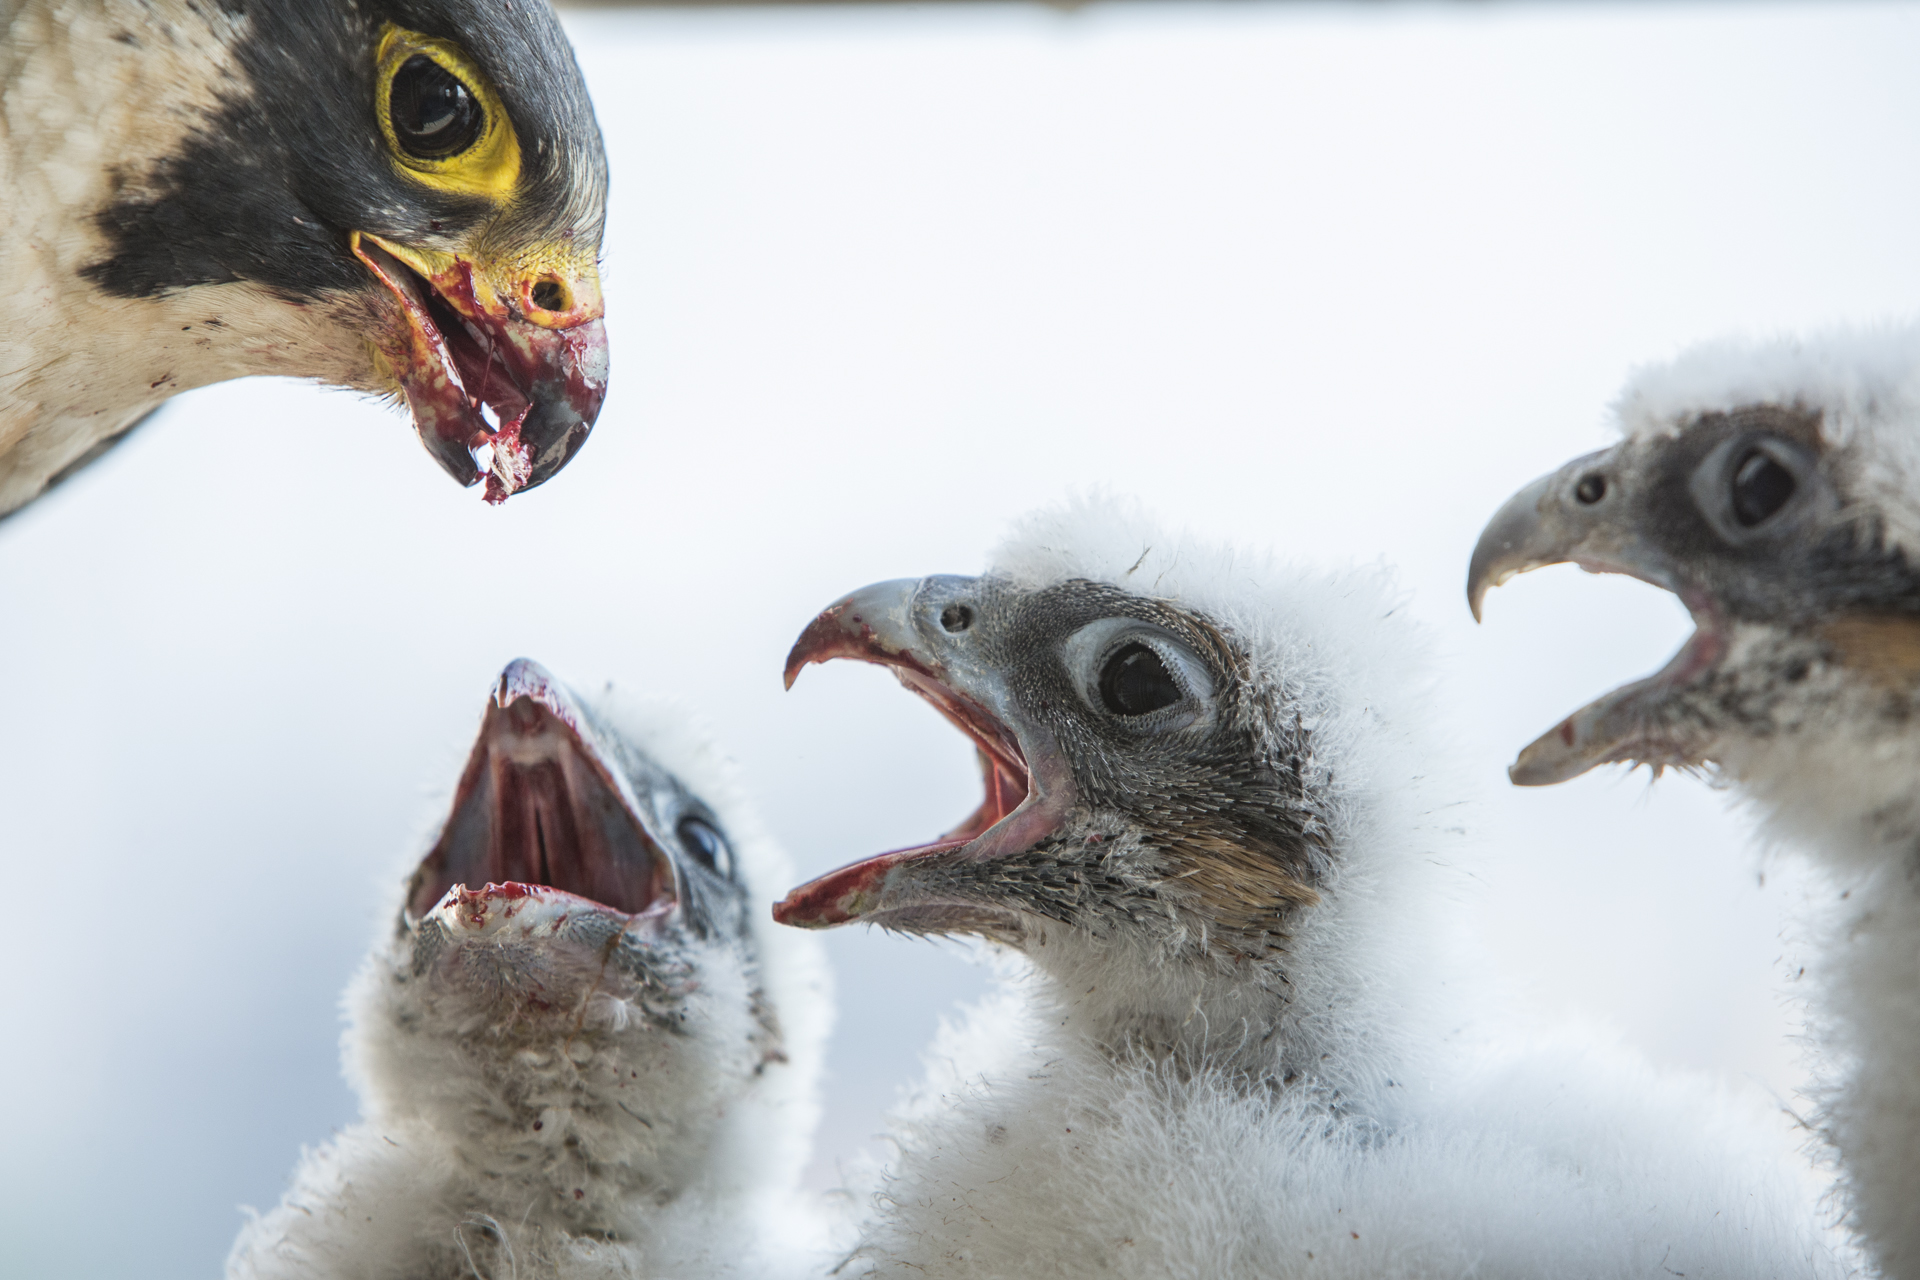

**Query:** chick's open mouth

left=1469, top=458, right=1745, bottom=786
left=772, top=602, right=1051, bottom=932
left=1497, top=569, right=1730, bottom=787
left=889, top=668, right=1033, bottom=859
left=407, top=665, right=675, bottom=924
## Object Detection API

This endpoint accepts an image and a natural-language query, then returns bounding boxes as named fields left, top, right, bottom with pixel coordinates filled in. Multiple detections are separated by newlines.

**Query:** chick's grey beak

left=1468, top=469, right=1565, bottom=623
left=781, top=575, right=1027, bottom=788
left=783, top=579, right=937, bottom=690
left=1466, top=445, right=1680, bottom=622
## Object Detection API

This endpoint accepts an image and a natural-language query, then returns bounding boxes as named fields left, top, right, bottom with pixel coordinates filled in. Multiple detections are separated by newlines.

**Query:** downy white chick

left=228, top=659, right=830, bottom=1280
left=1469, top=323, right=1920, bottom=1278
left=777, top=496, right=1843, bottom=1280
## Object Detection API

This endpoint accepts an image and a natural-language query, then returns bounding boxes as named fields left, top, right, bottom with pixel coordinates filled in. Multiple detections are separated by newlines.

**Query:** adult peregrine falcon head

left=2, top=0, right=609, bottom=515
left=1466, top=327, right=1920, bottom=837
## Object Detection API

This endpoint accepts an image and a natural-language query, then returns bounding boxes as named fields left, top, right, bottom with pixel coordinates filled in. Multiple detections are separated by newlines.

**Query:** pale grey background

left=6, top=2, right=1919, bottom=1274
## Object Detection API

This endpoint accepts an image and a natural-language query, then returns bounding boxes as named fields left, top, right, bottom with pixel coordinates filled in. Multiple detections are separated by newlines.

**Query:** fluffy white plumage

left=226, top=678, right=833, bottom=1280
left=822, top=496, right=1844, bottom=1279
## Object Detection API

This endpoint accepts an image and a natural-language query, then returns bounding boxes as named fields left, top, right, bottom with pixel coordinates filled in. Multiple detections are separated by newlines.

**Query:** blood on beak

left=352, top=233, right=609, bottom=504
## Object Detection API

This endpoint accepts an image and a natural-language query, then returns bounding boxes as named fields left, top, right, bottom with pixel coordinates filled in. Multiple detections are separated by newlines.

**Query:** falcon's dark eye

left=389, top=55, right=484, bottom=159
left=1731, top=449, right=1796, bottom=527
left=1098, top=643, right=1182, bottom=717
left=677, top=816, right=734, bottom=879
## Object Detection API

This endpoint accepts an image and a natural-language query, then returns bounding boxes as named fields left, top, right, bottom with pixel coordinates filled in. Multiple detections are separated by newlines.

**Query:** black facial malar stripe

left=84, top=0, right=604, bottom=300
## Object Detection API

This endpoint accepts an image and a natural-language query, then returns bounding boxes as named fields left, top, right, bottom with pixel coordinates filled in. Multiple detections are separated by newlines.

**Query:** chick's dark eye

left=676, top=816, right=733, bottom=879
left=1098, top=643, right=1182, bottom=717
left=389, top=55, right=483, bottom=159
left=1731, top=449, right=1796, bottom=527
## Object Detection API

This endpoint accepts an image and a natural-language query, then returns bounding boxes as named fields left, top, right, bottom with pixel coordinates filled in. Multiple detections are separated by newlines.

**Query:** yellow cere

left=374, top=25, right=522, bottom=203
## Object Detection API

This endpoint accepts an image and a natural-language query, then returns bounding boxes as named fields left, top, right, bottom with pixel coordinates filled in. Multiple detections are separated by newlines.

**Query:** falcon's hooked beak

left=774, top=577, right=1076, bottom=933
left=352, top=234, right=607, bottom=504
left=1467, top=448, right=1727, bottom=785
left=406, top=659, right=680, bottom=927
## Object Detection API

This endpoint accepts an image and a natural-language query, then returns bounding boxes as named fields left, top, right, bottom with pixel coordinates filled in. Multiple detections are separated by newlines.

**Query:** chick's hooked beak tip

left=1467, top=447, right=1640, bottom=622
left=783, top=580, right=931, bottom=691
left=1466, top=470, right=1563, bottom=623
left=781, top=608, right=843, bottom=691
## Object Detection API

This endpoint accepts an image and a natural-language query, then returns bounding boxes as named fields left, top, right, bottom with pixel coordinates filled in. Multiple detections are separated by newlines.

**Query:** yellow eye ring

left=374, top=25, right=521, bottom=203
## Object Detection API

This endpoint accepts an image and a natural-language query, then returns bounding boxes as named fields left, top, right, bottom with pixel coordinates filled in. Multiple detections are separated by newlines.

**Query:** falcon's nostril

left=1574, top=473, right=1607, bottom=505
left=940, top=604, right=974, bottom=633
left=530, top=277, right=569, bottom=312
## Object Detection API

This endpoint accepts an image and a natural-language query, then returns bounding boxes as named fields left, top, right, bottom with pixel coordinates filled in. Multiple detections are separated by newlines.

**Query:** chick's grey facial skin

left=777, top=573, right=1324, bottom=967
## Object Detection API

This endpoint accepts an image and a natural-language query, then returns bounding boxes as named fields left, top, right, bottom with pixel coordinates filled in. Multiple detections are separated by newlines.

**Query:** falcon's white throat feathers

left=1, top=0, right=610, bottom=516
left=1471, top=322, right=1920, bottom=1278
left=227, top=661, right=832, bottom=1280
left=779, top=496, right=1843, bottom=1279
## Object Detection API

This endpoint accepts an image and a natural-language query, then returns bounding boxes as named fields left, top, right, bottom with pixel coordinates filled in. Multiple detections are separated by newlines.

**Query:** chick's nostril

left=530, top=277, right=569, bottom=312
left=1574, top=473, right=1607, bottom=505
left=939, top=604, right=974, bottom=633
